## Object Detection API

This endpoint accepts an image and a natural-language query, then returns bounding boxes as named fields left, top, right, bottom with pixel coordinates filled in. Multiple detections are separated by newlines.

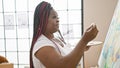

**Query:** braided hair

left=30, top=1, right=52, bottom=68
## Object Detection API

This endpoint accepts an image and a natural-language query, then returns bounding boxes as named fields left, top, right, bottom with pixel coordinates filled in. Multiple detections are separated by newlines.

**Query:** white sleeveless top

left=32, top=34, right=72, bottom=68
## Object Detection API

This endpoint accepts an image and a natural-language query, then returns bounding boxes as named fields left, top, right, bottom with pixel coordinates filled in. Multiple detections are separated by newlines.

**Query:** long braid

left=30, top=1, right=52, bottom=68
left=58, top=30, right=66, bottom=44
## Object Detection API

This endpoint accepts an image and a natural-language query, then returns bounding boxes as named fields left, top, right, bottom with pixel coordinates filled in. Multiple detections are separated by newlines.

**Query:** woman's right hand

left=82, top=23, right=99, bottom=44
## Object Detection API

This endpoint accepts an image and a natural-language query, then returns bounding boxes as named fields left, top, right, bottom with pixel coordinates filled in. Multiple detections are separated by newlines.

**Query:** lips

left=56, top=24, right=59, bottom=27
left=56, top=25, right=59, bottom=28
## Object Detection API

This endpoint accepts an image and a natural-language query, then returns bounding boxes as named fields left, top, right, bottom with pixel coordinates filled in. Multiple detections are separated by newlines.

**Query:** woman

left=30, top=1, right=98, bottom=68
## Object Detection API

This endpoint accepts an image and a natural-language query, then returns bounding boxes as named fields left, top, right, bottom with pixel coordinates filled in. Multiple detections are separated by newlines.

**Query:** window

left=0, top=0, right=83, bottom=68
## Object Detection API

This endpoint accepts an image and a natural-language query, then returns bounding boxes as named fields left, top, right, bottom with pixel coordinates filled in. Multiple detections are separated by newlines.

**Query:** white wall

left=83, top=0, right=118, bottom=68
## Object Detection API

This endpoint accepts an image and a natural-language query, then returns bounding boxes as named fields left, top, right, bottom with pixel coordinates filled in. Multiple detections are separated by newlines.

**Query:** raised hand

left=82, top=23, right=99, bottom=44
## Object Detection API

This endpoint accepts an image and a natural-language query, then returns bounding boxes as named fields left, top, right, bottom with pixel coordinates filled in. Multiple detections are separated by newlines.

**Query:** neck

left=43, top=33, right=54, bottom=39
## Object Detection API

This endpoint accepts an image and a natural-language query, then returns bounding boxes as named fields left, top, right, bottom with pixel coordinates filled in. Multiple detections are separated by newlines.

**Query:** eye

left=53, top=16, right=59, bottom=19
left=52, top=16, right=55, bottom=18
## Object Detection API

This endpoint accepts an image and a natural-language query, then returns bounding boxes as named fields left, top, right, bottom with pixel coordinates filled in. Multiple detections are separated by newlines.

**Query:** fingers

left=82, top=23, right=99, bottom=43
left=90, top=23, right=98, bottom=34
left=90, top=25, right=98, bottom=41
left=85, top=23, right=98, bottom=41
left=86, top=23, right=97, bottom=32
left=92, top=24, right=99, bottom=37
left=86, top=23, right=94, bottom=32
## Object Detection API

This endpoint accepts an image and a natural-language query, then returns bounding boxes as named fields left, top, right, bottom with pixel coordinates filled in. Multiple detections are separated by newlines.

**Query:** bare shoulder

left=35, top=46, right=62, bottom=67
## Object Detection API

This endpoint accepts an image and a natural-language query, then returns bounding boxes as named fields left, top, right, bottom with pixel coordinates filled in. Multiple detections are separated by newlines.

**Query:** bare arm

left=35, top=24, right=98, bottom=68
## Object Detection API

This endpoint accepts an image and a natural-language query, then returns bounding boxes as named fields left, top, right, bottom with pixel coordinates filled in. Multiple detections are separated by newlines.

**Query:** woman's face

left=45, top=9, right=59, bottom=33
